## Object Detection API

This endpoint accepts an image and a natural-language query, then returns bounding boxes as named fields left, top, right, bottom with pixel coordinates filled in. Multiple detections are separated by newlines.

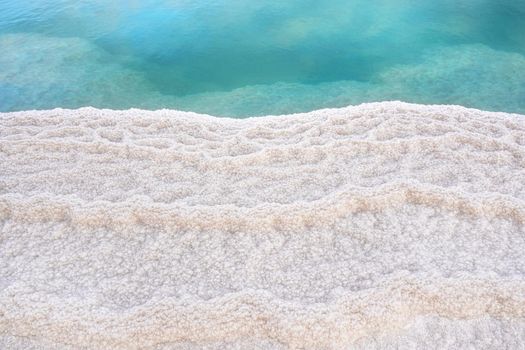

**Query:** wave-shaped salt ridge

left=1, top=102, right=524, bottom=349
left=1, top=181, right=524, bottom=233
left=3, top=278, right=525, bottom=349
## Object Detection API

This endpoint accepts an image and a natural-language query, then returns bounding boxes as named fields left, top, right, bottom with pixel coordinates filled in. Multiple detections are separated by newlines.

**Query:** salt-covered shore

left=1, top=101, right=524, bottom=349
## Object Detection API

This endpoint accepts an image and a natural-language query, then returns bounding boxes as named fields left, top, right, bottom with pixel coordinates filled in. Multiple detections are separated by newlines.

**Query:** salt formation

left=0, top=102, right=524, bottom=349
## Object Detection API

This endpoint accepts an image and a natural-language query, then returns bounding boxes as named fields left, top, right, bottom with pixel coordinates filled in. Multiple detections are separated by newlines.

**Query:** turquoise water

left=0, top=0, right=524, bottom=117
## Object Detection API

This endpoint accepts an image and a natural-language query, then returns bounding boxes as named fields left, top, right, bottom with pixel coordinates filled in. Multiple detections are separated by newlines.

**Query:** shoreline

left=2, top=100, right=525, bottom=120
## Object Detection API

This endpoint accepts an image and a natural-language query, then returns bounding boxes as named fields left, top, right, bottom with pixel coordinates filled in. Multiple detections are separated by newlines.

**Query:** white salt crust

left=0, top=101, right=524, bottom=349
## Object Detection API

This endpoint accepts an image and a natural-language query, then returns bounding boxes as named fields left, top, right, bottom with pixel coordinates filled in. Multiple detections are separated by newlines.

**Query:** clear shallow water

left=0, top=0, right=524, bottom=117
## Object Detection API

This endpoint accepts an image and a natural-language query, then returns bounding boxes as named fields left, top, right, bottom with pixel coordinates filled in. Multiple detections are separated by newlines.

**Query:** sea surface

left=0, top=0, right=524, bottom=116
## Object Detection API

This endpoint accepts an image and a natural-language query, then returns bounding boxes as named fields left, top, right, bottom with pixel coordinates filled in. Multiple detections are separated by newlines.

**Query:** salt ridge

left=1, top=102, right=524, bottom=349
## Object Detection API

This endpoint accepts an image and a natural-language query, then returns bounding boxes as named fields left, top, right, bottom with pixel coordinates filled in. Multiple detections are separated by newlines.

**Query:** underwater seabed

left=1, top=32, right=525, bottom=116
left=0, top=102, right=524, bottom=349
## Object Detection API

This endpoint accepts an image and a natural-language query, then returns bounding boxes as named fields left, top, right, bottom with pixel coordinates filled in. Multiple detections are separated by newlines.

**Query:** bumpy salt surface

left=0, top=102, right=524, bottom=349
